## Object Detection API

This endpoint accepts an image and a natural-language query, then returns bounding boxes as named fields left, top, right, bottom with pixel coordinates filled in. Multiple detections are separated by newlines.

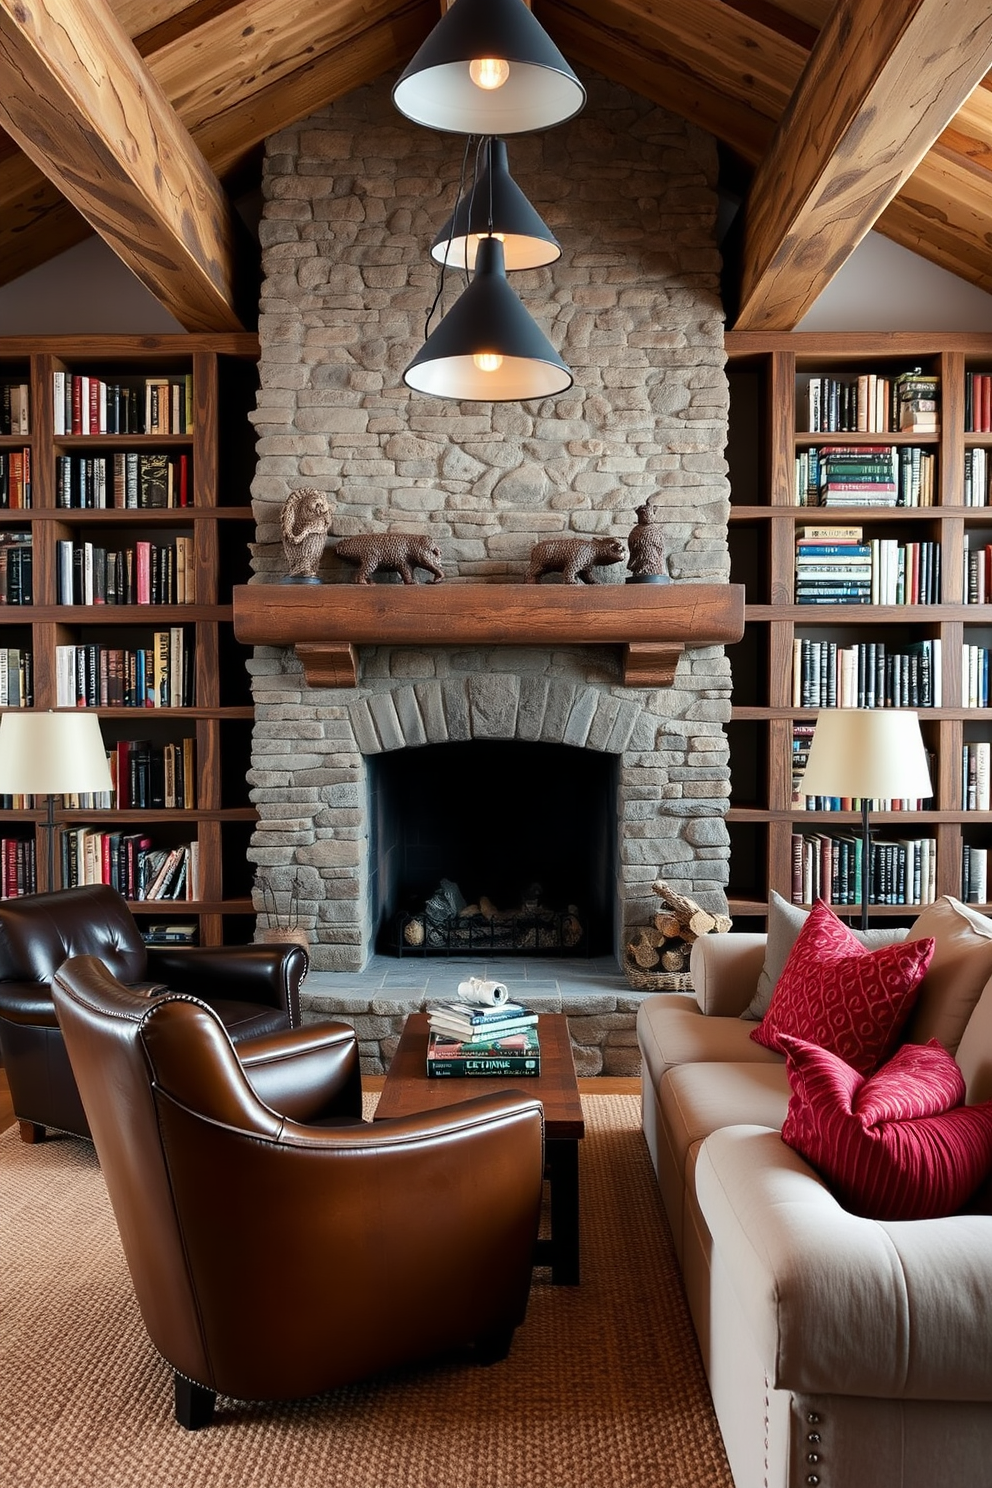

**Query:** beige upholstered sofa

left=636, top=895, right=992, bottom=1488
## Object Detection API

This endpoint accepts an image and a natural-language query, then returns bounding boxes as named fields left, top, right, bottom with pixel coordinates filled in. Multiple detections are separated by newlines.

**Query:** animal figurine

left=626, top=502, right=668, bottom=580
left=333, top=532, right=445, bottom=584
left=279, top=487, right=333, bottom=582
left=526, top=535, right=626, bottom=584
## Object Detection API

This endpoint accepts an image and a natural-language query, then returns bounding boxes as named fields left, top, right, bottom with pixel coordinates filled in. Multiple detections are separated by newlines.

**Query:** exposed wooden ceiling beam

left=0, top=0, right=254, bottom=331
left=0, top=0, right=434, bottom=291
left=733, top=0, right=992, bottom=331
left=155, top=0, right=433, bottom=175
left=546, top=0, right=804, bottom=125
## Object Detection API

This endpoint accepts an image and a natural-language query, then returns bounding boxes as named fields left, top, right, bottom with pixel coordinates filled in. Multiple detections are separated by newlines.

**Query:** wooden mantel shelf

left=232, top=582, right=745, bottom=688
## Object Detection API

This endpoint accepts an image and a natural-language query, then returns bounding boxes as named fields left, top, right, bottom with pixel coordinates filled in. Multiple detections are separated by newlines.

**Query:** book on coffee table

left=426, top=1024, right=541, bottom=1077
left=426, top=999, right=538, bottom=1044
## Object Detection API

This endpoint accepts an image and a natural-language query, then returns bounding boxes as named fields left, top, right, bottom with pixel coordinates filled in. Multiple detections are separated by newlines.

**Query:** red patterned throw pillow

left=781, top=1035, right=992, bottom=1220
left=750, top=898, right=934, bottom=1074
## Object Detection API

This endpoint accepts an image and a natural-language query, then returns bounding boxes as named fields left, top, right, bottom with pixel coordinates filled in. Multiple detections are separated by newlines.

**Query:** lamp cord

left=423, top=135, right=476, bottom=339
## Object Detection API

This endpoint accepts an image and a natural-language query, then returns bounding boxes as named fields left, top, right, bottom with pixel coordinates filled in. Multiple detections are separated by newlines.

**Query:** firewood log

left=661, top=946, right=687, bottom=971
left=654, top=912, right=683, bottom=939
left=627, top=928, right=662, bottom=968
left=650, top=878, right=705, bottom=926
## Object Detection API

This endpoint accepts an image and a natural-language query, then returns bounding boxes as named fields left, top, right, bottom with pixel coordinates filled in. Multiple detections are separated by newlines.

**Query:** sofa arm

left=145, top=943, right=307, bottom=1026
left=689, top=933, right=767, bottom=1017
left=695, top=1124, right=992, bottom=1402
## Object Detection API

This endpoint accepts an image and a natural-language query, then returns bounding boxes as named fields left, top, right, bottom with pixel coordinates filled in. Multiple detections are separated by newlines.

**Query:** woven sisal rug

left=0, top=1094, right=732, bottom=1488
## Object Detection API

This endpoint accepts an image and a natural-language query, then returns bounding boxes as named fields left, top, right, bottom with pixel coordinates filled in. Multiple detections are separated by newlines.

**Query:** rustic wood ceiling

left=0, top=0, right=991, bottom=332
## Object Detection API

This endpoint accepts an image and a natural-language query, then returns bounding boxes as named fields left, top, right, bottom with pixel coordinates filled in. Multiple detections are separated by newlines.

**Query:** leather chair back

left=0, top=884, right=148, bottom=993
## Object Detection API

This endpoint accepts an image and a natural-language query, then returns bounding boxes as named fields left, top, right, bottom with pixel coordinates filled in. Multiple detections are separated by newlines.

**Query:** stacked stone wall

left=248, top=73, right=733, bottom=975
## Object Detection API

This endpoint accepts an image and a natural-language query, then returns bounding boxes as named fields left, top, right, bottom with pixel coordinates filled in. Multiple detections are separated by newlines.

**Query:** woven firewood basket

left=622, top=952, right=693, bottom=993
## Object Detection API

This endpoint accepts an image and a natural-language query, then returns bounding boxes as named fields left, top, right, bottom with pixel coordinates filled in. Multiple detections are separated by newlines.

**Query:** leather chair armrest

left=237, top=1021, right=361, bottom=1123
left=145, top=943, right=307, bottom=1026
left=0, top=980, right=61, bottom=1026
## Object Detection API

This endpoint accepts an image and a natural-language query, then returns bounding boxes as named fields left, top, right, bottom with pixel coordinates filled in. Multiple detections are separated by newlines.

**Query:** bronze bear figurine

left=526, top=535, right=626, bottom=584
left=626, top=502, right=667, bottom=579
left=334, top=533, right=445, bottom=584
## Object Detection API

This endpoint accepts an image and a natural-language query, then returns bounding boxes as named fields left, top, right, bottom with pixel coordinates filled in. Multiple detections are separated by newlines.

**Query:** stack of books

left=795, top=529, right=871, bottom=604
left=426, top=998, right=541, bottom=1077
left=816, top=447, right=898, bottom=506
left=895, top=368, right=940, bottom=432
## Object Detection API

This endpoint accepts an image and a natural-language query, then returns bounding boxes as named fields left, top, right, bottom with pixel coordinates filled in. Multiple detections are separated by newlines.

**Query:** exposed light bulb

left=469, top=57, right=510, bottom=90
left=472, top=352, right=504, bottom=373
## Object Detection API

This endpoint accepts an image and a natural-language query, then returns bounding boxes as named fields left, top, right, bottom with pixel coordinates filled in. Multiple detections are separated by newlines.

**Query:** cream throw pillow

left=901, top=896, right=992, bottom=1054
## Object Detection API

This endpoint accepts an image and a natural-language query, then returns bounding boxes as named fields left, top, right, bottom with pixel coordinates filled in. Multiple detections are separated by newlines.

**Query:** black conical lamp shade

left=432, top=138, right=560, bottom=271
left=404, top=238, right=573, bottom=401
left=393, top=0, right=586, bottom=134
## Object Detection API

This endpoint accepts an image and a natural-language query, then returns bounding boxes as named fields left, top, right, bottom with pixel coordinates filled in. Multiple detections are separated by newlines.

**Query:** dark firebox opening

left=369, top=740, right=619, bottom=956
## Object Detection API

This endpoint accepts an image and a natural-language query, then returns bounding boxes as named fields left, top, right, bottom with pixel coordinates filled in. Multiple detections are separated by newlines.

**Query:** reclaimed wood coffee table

left=375, top=1012, right=585, bottom=1285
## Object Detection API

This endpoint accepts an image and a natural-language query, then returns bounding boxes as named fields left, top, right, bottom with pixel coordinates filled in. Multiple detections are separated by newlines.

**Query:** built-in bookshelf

left=0, top=335, right=260, bottom=945
left=725, top=333, right=992, bottom=925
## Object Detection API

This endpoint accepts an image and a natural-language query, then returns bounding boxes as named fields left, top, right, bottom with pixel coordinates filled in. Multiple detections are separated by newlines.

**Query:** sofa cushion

left=901, top=896, right=992, bottom=1054
left=750, top=899, right=934, bottom=1074
left=743, top=890, right=905, bottom=1021
left=780, top=1035, right=992, bottom=1220
left=637, top=993, right=783, bottom=1093
left=661, top=1060, right=792, bottom=1188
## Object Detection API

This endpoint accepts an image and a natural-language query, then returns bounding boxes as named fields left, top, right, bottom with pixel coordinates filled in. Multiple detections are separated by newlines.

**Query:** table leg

left=535, top=1136, right=580, bottom=1286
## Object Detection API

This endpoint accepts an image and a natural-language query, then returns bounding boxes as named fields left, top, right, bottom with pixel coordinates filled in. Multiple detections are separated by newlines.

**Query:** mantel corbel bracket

left=622, top=643, right=683, bottom=688
left=295, top=642, right=358, bottom=688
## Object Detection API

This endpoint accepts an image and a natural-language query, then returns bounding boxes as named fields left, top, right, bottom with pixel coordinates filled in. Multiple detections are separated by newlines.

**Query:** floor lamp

left=0, top=711, right=113, bottom=892
left=799, top=709, right=933, bottom=930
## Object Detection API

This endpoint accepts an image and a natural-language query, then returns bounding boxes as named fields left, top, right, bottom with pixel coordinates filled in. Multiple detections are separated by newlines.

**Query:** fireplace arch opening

left=369, top=739, right=620, bottom=957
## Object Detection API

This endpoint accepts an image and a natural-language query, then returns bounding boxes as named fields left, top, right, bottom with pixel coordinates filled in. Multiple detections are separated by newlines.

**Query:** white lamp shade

left=0, top=711, right=112, bottom=794
left=800, top=709, right=933, bottom=802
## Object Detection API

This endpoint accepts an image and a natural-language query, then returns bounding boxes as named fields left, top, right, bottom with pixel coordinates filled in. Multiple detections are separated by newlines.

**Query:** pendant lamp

left=393, top=0, right=586, bottom=135
left=403, top=237, right=573, bottom=401
left=432, top=137, right=560, bottom=271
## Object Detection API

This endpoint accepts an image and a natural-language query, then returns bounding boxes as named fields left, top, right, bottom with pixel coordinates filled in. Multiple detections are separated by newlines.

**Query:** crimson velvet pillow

left=780, top=1034, right=992, bottom=1220
left=751, top=898, right=934, bottom=1074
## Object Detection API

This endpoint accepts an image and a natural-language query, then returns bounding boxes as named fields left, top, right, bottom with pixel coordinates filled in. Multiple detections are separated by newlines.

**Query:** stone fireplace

left=243, top=71, right=734, bottom=1000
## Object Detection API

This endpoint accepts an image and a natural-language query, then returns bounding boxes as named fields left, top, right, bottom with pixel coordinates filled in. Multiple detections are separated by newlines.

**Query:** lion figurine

left=280, top=487, right=333, bottom=582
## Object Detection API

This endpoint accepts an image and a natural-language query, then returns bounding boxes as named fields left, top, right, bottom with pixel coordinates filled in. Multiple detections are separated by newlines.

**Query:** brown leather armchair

left=51, top=954, right=545, bottom=1429
left=0, top=884, right=307, bottom=1143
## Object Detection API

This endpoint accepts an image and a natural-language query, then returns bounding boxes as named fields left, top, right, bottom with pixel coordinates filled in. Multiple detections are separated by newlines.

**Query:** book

left=427, top=998, right=534, bottom=1029
left=428, top=1026, right=541, bottom=1058
left=427, top=1009, right=539, bottom=1042
left=142, top=923, right=197, bottom=944
left=427, top=1026, right=541, bottom=1077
